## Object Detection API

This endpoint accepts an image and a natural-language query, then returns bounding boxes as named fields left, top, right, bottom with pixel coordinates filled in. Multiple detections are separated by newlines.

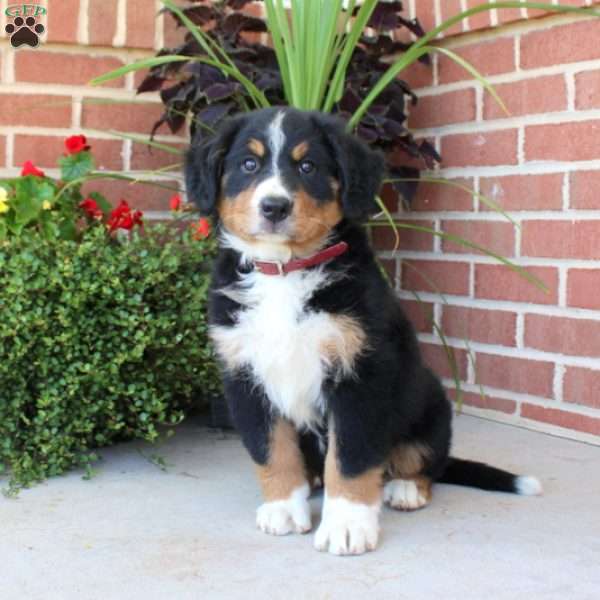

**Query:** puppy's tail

left=438, top=457, right=543, bottom=496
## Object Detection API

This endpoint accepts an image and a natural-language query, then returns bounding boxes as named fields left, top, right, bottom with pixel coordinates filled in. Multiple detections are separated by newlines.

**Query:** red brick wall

left=0, top=0, right=184, bottom=219
left=1, top=2, right=599, bottom=443
left=375, top=1, right=600, bottom=443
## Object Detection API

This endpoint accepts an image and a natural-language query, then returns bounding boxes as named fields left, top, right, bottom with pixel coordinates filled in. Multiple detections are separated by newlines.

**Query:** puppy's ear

left=313, top=113, right=385, bottom=221
left=185, top=117, right=241, bottom=216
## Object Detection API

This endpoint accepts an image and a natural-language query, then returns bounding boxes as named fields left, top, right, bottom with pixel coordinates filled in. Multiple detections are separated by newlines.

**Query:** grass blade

left=384, top=177, right=520, bottom=228
left=369, top=221, right=548, bottom=292
left=350, top=2, right=600, bottom=130
left=90, top=55, right=270, bottom=109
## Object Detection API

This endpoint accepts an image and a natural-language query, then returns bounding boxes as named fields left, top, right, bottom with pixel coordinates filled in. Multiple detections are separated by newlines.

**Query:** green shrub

left=0, top=224, right=219, bottom=493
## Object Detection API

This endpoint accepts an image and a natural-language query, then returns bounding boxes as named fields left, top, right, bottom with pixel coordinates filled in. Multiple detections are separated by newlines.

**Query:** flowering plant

left=0, top=139, right=217, bottom=494
left=0, top=135, right=152, bottom=242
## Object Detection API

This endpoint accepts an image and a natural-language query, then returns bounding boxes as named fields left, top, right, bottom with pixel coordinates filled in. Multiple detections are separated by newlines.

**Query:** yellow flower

left=0, top=188, right=9, bottom=214
left=42, top=200, right=52, bottom=210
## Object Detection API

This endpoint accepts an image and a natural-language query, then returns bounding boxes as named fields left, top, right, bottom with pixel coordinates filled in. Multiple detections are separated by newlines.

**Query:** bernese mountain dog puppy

left=185, top=107, right=542, bottom=556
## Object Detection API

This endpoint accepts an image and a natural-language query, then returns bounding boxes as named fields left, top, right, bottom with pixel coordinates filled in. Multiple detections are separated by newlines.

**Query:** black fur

left=189, top=108, right=531, bottom=497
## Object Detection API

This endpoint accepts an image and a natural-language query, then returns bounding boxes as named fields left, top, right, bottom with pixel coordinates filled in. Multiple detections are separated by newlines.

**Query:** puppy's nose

left=260, top=196, right=292, bottom=223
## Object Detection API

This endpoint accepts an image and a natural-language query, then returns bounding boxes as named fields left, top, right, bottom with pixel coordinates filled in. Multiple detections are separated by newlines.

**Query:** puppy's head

left=185, top=108, right=384, bottom=256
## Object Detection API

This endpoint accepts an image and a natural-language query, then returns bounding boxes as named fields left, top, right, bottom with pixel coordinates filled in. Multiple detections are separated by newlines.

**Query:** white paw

left=256, top=484, right=312, bottom=535
left=383, top=479, right=429, bottom=511
left=314, top=496, right=380, bottom=556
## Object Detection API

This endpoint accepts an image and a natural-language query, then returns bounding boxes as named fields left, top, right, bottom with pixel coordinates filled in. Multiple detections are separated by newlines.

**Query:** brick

left=81, top=100, right=164, bottom=135
left=475, top=353, right=554, bottom=398
left=126, top=0, right=157, bottom=49
left=163, top=10, right=184, bottom=49
left=399, top=299, right=434, bottom=334
left=409, top=89, right=476, bottom=129
left=415, top=0, right=436, bottom=35
left=81, top=179, right=180, bottom=212
left=420, top=343, right=468, bottom=380
left=0, top=94, right=71, bottom=128
left=521, top=221, right=600, bottom=260
left=438, top=37, right=515, bottom=84
left=458, top=391, right=517, bottom=415
left=402, top=259, right=470, bottom=296
left=521, top=404, right=600, bottom=436
left=464, top=0, right=492, bottom=31
left=400, top=61, right=434, bottom=90
left=371, top=221, right=435, bottom=252
left=441, top=129, right=518, bottom=168
left=495, top=6, right=523, bottom=25
left=15, top=51, right=124, bottom=88
left=13, top=135, right=124, bottom=171
left=130, top=142, right=185, bottom=171
left=484, top=75, right=567, bottom=120
left=525, top=314, right=600, bottom=357
left=0, top=136, right=6, bottom=167
left=564, top=367, right=600, bottom=409
left=479, top=174, right=564, bottom=211
left=575, top=69, right=600, bottom=110
left=379, top=258, right=397, bottom=284
left=89, top=0, right=118, bottom=46
left=441, top=220, right=515, bottom=257
left=439, top=0, right=465, bottom=36
left=521, top=20, right=600, bottom=70
left=442, top=306, right=516, bottom=347
left=525, top=121, right=600, bottom=162
left=47, top=0, right=79, bottom=44
left=475, top=264, right=558, bottom=305
left=567, top=269, right=600, bottom=310
left=413, top=178, right=474, bottom=212
left=571, top=170, right=600, bottom=209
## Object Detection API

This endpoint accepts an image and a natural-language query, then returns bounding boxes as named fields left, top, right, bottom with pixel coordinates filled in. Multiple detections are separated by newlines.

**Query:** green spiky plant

left=91, top=0, right=600, bottom=404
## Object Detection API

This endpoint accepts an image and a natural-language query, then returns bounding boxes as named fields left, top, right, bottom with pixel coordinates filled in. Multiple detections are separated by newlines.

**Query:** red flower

left=21, top=161, right=45, bottom=178
left=107, top=200, right=144, bottom=232
left=79, top=198, right=103, bottom=220
left=169, top=194, right=182, bottom=212
left=65, top=135, right=90, bottom=155
left=192, top=218, right=211, bottom=240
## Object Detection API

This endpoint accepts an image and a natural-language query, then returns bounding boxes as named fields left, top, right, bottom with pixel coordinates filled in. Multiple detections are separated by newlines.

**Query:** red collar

left=253, top=241, right=349, bottom=276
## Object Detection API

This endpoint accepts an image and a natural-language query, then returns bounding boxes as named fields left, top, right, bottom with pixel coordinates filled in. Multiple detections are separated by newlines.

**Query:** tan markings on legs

left=415, top=475, right=432, bottom=504
left=324, top=428, right=382, bottom=505
left=291, top=141, right=310, bottom=161
left=386, top=442, right=432, bottom=479
left=256, top=419, right=307, bottom=502
left=383, top=474, right=432, bottom=511
left=248, top=138, right=265, bottom=157
left=320, top=314, right=367, bottom=375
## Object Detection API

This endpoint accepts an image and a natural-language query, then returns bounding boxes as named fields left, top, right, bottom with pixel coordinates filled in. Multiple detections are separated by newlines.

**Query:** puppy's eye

left=242, top=157, right=259, bottom=173
left=299, top=160, right=315, bottom=174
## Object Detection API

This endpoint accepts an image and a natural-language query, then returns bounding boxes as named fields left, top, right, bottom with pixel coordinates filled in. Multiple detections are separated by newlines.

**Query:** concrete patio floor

left=2, top=415, right=599, bottom=600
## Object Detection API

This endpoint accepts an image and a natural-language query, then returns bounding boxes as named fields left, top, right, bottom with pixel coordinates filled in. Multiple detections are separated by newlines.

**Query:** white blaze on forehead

left=252, top=111, right=291, bottom=209
left=268, top=110, right=286, bottom=168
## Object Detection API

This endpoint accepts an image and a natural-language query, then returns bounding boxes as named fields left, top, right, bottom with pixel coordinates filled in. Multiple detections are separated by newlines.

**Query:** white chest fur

left=211, top=268, right=362, bottom=428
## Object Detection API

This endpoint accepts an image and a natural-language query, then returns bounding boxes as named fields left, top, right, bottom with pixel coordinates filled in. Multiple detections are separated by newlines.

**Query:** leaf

left=88, top=192, right=112, bottom=216
left=59, top=152, right=95, bottom=182
left=387, top=166, right=420, bottom=206
left=136, top=73, right=165, bottom=95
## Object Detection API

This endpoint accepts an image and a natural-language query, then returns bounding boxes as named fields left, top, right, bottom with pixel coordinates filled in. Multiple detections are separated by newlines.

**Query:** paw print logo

left=5, top=16, right=45, bottom=48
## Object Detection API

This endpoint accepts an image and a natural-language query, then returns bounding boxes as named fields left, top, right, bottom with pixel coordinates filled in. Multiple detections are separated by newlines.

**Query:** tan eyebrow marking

left=292, top=141, right=310, bottom=161
left=248, top=138, right=265, bottom=157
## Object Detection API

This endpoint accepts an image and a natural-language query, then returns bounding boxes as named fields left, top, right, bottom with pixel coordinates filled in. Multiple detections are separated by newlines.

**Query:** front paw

left=256, top=485, right=311, bottom=535
left=314, top=496, right=380, bottom=556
